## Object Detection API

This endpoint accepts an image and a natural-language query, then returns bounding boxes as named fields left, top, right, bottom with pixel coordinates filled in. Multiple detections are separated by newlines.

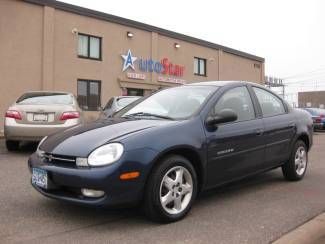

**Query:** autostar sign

left=121, top=49, right=185, bottom=77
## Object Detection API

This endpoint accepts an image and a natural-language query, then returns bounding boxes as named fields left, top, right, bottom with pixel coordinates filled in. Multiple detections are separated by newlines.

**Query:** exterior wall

left=157, top=35, right=219, bottom=83
left=298, top=91, right=325, bottom=108
left=0, top=0, right=43, bottom=131
left=52, top=9, right=154, bottom=121
left=220, top=52, right=264, bottom=82
left=0, top=0, right=265, bottom=132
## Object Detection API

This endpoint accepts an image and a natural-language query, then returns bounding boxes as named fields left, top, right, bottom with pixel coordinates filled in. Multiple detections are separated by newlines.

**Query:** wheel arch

left=146, top=146, right=206, bottom=193
left=297, top=133, right=310, bottom=151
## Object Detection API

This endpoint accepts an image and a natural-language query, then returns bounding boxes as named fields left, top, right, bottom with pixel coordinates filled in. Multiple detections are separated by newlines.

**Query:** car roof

left=22, top=91, right=72, bottom=95
left=115, top=96, right=141, bottom=99
left=186, top=80, right=263, bottom=87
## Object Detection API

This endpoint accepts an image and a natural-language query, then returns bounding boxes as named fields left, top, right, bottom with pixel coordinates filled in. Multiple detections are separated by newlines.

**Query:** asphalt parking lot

left=1, top=133, right=325, bottom=243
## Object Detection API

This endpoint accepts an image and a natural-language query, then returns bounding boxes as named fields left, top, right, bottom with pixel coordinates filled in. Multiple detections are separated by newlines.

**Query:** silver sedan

left=4, top=91, right=83, bottom=151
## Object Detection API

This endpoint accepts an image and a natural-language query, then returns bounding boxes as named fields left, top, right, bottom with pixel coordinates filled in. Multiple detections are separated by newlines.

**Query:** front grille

left=43, top=153, right=76, bottom=168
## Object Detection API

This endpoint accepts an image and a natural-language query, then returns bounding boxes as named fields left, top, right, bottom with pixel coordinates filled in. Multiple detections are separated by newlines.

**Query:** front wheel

left=282, top=140, right=308, bottom=181
left=144, top=155, right=197, bottom=223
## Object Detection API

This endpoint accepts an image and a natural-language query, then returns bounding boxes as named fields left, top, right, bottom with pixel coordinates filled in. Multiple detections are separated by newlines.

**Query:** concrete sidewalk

left=273, top=213, right=325, bottom=244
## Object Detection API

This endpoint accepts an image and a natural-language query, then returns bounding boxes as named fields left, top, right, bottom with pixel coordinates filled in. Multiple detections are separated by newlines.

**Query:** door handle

left=255, top=129, right=264, bottom=136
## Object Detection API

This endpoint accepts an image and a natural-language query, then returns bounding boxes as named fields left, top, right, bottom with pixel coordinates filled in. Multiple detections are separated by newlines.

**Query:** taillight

left=59, top=111, right=80, bottom=121
left=315, top=117, right=321, bottom=123
left=320, top=114, right=325, bottom=118
left=5, top=110, right=22, bottom=120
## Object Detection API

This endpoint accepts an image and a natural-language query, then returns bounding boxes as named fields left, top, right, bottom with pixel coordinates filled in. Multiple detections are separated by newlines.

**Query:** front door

left=205, top=86, right=265, bottom=187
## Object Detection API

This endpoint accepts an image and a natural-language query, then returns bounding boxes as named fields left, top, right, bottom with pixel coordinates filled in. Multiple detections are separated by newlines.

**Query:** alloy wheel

left=295, top=146, right=307, bottom=176
left=159, top=166, right=193, bottom=215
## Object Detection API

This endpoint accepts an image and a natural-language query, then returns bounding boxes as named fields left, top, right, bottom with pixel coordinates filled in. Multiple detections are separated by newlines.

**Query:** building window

left=127, top=88, right=144, bottom=96
left=77, top=79, right=101, bottom=111
left=194, top=57, right=206, bottom=76
left=78, top=34, right=102, bottom=60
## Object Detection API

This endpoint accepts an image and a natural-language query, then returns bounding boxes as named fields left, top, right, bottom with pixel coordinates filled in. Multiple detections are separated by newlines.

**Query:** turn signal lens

left=5, top=110, right=22, bottom=120
left=120, top=171, right=140, bottom=180
left=60, top=111, right=80, bottom=120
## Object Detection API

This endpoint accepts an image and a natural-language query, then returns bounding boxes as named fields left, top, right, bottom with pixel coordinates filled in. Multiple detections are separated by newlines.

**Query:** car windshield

left=114, top=85, right=217, bottom=120
left=17, top=93, right=73, bottom=105
left=116, top=97, right=140, bottom=108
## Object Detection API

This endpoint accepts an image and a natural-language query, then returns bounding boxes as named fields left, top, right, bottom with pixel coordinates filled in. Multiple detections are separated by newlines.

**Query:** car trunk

left=12, top=104, right=75, bottom=125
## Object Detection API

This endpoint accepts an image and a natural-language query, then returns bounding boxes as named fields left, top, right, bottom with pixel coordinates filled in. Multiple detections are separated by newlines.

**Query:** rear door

left=251, top=86, right=296, bottom=167
left=205, top=85, right=266, bottom=187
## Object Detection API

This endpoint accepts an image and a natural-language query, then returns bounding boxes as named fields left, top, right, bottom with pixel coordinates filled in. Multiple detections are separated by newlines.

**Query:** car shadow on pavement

left=1, top=141, right=38, bottom=155
left=198, top=170, right=284, bottom=202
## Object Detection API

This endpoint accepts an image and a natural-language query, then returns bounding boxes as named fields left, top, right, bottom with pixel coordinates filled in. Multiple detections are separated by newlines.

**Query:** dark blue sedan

left=302, top=108, right=325, bottom=130
left=29, top=81, right=313, bottom=222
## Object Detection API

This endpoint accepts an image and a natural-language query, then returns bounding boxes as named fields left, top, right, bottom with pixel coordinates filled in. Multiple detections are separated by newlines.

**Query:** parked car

left=99, top=96, right=141, bottom=118
left=28, top=81, right=313, bottom=222
left=301, top=108, right=325, bottom=130
left=5, top=91, right=82, bottom=151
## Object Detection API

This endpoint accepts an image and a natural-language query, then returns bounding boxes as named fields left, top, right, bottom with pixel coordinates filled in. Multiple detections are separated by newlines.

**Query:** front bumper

left=4, top=118, right=80, bottom=141
left=28, top=148, right=157, bottom=207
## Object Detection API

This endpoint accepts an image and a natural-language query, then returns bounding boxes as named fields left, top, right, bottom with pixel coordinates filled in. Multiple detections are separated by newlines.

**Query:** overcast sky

left=61, top=0, right=325, bottom=98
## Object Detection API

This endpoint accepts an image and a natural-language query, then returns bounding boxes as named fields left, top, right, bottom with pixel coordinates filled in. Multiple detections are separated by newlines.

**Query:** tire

left=5, top=140, right=20, bottom=151
left=144, top=155, right=198, bottom=223
left=282, top=140, right=308, bottom=181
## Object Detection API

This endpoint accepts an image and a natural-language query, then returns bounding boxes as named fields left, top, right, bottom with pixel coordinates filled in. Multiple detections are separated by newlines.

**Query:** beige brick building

left=298, top=91, right=325, bottom=108
left=0, top=0, right=265, bottom=130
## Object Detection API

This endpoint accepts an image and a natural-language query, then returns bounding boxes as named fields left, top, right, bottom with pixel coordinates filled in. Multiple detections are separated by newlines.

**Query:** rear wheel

left=144, top=155, right=197, bottom=223
left=6, top=140, right=20, bottom=151
left=282, top=140, right=308, bottom=181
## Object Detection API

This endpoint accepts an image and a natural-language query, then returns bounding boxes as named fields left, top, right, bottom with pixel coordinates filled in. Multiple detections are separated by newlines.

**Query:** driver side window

left=211, top=86, right=255, bottom=122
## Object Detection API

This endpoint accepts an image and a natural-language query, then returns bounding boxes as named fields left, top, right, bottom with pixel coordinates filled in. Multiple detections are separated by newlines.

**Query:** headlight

left=88, top=143, right=124, bottom=166
left=36, top=136, right=47, bottom=157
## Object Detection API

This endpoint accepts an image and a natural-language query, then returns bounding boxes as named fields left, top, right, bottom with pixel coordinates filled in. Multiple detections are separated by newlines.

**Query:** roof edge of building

left=24, top=0, right=265, bottom=63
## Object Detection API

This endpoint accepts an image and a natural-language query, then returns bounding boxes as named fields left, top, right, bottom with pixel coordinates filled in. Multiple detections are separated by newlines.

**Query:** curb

left=273, top=213, right=325, bottom=244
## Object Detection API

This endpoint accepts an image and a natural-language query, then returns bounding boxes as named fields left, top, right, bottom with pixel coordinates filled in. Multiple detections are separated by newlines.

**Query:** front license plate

left=32, top=168, right=48, bottom=189
left=33, top=113, right=48, bottom=122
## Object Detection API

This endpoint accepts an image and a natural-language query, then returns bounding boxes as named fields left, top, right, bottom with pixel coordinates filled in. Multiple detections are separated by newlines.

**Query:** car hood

left=40, top=118, right=175, bottom=157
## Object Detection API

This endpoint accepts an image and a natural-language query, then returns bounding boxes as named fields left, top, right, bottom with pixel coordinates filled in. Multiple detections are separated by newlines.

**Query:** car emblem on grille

left=48, top=155, right=53, bottom=162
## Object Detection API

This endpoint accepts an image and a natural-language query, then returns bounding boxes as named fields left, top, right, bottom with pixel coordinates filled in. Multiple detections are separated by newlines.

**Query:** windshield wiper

left=123, top=112, right=174, bottom=120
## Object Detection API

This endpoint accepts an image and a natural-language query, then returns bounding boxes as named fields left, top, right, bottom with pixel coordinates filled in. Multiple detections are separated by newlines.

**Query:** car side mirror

left=206, top=109, right=238, bottom=128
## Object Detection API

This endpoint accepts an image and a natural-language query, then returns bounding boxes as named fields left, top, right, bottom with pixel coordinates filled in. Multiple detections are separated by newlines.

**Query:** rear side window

left=212, top=86, right=255, bottom=122
left=17, top=93, right=73, bottom=105
left=253, top=87, right=285, bottom=117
